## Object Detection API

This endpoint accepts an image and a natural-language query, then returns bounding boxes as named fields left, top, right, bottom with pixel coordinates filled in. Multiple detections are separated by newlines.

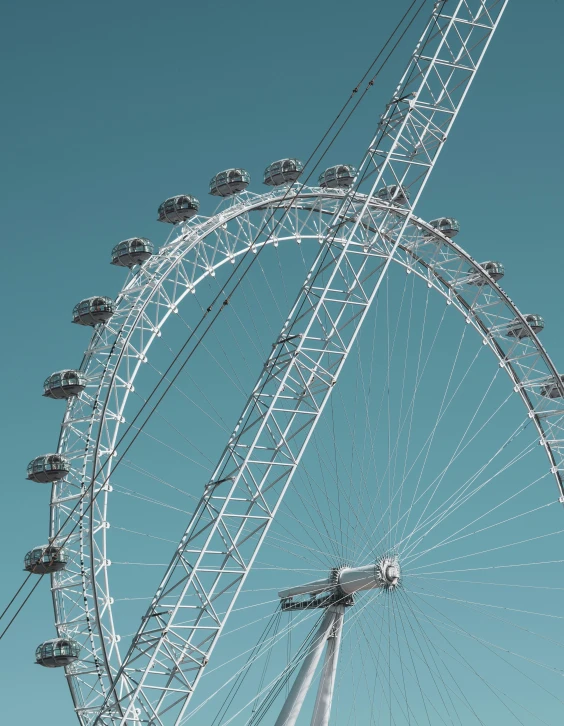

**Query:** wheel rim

left=49, top=187, right=564, bottom=724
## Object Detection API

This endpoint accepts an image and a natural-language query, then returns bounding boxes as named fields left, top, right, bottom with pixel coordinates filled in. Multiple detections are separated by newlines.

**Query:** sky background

left=1, top=0, right=563, bottom=723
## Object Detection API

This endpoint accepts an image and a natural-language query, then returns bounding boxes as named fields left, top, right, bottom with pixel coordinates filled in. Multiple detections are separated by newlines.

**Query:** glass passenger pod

left=35, top=638, right=80, bottom=668
left=43, top=370, right=87, bottom=399
left=209, top=169, right=250, bottom=197
left=541, top=374, right=564, bottom=399
left=375, top=184, right=410, bottom=206
left=263, top=159, right=304, bottom=186
left=111, top=237, right=153, bottom=267
left=27, top=453, right=71, bottom=483
left=72, top=296, right=115, bottom=326
left=467, top=261, right=505, bottom=286
left=506, top=314, right=545, bottom=339
left=157, top=195, right=200, bottom=224
left=25, top=545, right=67, bottom=574
left=318, top=164, right=357, bottom=189
left=428, top=217, right=460, bottom=238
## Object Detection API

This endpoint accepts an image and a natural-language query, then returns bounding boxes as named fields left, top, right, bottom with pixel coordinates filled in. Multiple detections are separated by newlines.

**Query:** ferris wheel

left=23, top=1, right=564, bottom=725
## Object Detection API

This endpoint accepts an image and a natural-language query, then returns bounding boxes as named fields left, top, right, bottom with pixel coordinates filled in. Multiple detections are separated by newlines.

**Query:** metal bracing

left=357, top=0, right=509, bottom=207
left=269, top=605, right=345, bottom=726
left=51, top=189, right=564, bottom=725
left=83, top=3, right=512, bottom=723
left=310, top=607, right=344, bottom=726
left=43, top=8, right=564, bottom=726
left=274, top=608, right=338, bottom=726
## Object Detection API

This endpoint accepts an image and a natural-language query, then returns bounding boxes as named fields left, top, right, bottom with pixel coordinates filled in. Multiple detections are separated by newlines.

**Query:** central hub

left=279, top=554, right=401, bottom=610
left=380, top=556, right=401, bottom=589
left=338, top=555, right=401, bottom=595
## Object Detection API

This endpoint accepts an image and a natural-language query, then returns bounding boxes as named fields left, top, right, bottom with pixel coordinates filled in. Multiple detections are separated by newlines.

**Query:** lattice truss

left=53, top=191, right=564, bottom=725
left=361, top=0, right=507, bottom=200
left=45, top=1, right=546, bottom=723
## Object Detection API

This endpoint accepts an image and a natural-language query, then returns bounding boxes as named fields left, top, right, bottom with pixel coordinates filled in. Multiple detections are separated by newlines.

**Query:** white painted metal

left=337, top=565, right=380, bottom=595
left=339, top=561, right=397, bottom=594
left=44, top=3, right=564, bottom=724
left=278, top=559, right=400, bottom=599
left=310, top=606, right=344, bottom=726
left=278, top=578, right=332, bottom=600
left=87, top=3, right=512, bottom=723
left=274, top=608, right=337, bottom=726
left=53, top=189, right=564, bottom=726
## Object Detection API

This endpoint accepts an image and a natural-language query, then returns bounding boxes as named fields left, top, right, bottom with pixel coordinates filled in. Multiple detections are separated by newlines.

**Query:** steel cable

left=0, top=0, right=428, bottom=654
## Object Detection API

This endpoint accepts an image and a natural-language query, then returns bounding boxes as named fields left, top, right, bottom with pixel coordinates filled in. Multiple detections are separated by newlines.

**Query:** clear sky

left=1, top=1, right=563, bottom=724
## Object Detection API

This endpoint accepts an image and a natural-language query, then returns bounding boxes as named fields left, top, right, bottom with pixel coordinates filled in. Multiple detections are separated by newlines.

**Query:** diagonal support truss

left=93, top=1, right=509, bottom=723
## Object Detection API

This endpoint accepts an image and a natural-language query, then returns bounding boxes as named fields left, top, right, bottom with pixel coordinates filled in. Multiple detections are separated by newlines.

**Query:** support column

left=274, top=608, right=336, bottom=726
left=310, top=606, right=344, bottom=726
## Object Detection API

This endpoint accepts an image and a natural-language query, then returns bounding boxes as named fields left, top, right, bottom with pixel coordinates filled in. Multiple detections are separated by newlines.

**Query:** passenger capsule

left=111, top=238, right=153, bottom=267
left=263, top=159, right=304, bottom=186
left=467, top=261, right=505, bottom=286
left=376, top=185, right=409, bottom=206
left=318, top=165, right=357, bottom=189
left=72, top=297, right=115, bottom=326
left=24, top=545, right=67, bottom=574
left=429, top=218, right=460, bottom=238
left=27, top=454, right=70, bottom=483
left=157, top=195, right=200, bottom=224
left=35, top=638, right=80, bottom=668
left=506, top=314, right=544, bottom=339
left=209, top=169, right=250, bottom=197
left=43, top=370, right=86, bottom=400
left=540, top=375, right=564, bottom=399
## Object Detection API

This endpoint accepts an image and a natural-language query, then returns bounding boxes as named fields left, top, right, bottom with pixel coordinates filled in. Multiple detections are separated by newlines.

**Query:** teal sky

left=1, top=1, right=564, bottom=724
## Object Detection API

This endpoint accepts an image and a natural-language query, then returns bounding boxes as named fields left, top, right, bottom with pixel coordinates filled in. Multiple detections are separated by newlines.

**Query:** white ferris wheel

left=23, top=2, right=564, bottom=725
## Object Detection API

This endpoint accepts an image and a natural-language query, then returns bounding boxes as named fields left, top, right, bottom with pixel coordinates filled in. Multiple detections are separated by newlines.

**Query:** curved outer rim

left=48, top=187, right=564, bottom=723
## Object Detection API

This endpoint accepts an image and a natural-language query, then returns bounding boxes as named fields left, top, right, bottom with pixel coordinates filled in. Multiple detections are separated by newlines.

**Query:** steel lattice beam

left=90, top=2, right=510, bottom=722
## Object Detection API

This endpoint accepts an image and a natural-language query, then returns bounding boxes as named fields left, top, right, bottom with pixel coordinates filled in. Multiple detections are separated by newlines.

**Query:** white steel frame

left=51, top=190, right=564, bottom=726
left=274, top=606, right=345, bottom=726
left=44, top=1, right=564, bottom=724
